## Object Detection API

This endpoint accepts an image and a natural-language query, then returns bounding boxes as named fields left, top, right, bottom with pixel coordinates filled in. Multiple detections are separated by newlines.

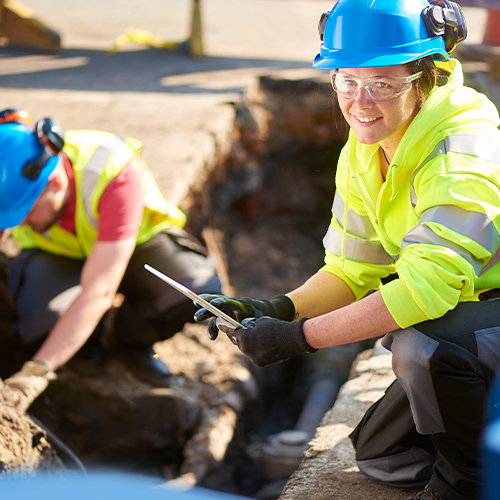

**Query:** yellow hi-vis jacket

left=321, top=59, right=500, bottom=328
left=12, top=130, right=187, bottom=259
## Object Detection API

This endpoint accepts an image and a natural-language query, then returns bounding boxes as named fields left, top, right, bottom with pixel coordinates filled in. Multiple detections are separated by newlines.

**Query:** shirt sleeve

left=97, top=158, right=144, bottom=242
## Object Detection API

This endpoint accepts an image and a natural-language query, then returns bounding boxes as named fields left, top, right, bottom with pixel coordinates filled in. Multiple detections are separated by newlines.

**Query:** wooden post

left=189, top=0, right=204, bottom=59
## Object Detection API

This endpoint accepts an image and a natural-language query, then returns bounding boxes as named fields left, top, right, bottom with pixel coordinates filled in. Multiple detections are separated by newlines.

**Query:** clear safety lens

left=330, top=70, right=423, bottom=101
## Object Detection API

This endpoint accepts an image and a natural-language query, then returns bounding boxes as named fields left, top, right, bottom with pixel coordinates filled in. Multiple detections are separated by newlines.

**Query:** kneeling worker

left=0, top=109, right=221, bottom=412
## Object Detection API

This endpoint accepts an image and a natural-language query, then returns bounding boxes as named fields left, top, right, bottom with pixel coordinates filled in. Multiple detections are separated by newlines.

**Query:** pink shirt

left=58, top=155, right=144, bottom=241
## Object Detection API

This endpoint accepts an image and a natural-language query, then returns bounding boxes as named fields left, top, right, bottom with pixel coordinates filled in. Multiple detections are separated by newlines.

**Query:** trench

left=0, top=74, right=354, bottom=497
left=183, top=75, right=351, bottom=499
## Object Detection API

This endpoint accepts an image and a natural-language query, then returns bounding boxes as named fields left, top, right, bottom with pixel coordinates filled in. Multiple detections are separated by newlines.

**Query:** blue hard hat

left=0, top=122, right=59, bottom=230
left=313, top=0, right=457, bottom=69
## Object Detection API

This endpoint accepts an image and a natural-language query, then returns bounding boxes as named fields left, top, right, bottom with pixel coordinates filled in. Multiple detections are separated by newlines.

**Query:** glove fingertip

left=207, top=319, right=219, bottom=340
left=194, top=308, right=210, bottom=322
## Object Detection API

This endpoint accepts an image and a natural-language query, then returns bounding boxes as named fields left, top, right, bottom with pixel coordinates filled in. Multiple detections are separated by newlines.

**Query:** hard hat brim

left=312, top=42, right=449, bottom=69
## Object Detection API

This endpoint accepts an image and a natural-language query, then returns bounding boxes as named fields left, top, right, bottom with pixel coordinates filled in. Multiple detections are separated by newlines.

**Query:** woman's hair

left=408, top=56, right=451, bottom=108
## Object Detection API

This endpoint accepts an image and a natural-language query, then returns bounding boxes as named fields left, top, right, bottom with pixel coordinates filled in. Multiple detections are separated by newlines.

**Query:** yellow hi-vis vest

left=12, top=130, right=187, bottom=259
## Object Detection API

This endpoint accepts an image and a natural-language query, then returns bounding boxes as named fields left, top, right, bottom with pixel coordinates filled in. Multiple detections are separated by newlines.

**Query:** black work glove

left=218, top=316, right=316, bottom=367
left=194, top=294, right=295, bottom=340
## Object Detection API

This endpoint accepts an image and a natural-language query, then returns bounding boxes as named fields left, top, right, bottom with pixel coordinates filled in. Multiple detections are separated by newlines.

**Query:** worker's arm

left=218, top=290, right=399, bottom=367
left=286, top=270, right=355, bottom=319
left=303, top=289, right=398, bottom=348
left=32, top=236, right=137, bottom=371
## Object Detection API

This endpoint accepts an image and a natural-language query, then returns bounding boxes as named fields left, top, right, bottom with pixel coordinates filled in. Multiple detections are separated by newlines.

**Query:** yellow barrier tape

left=107, top=28, right=179, bottom=56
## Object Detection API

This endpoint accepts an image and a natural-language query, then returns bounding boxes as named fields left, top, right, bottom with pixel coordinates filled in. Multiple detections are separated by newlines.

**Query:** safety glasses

left=330, top=70, right=423, bottom=101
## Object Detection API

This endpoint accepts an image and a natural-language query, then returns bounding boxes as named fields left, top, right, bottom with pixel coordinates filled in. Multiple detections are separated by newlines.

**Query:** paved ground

left=0, top=0, right=335, bottom=206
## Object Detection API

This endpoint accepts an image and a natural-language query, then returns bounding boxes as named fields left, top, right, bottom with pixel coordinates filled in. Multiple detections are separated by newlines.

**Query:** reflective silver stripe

left=323, top=225, right=394, bottom=265
left=401, top=225, right=484, bottom=276
left=332, top=193, right=378, bottom=239
left=443, top=133, right=500, bottom=163
left=421, top=206, right=500, bottom=254
left=410, top=134, right=500, bottom=206
left=402, top=206, right=500, bottom=276
left=81, top=137, right=128, bottom=228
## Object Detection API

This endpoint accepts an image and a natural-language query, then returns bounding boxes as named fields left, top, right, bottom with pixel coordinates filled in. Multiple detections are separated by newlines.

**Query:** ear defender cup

left=0, top=110, right=60, bottom=180
left=22, top=118, right=65, bottom=180
left=35, top=118, right=65, bottom=154
left=0, top=109, right=32, bottom=127
left=0, top=111, right=65, bottom=179
left=422, top=0, right=467, bottom=54
left=318, top=11, right=330, bottom=42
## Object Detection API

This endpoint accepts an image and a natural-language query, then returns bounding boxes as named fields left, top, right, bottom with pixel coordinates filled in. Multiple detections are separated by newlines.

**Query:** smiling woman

left=333, top=64, right=422, bottom=167
left=329, top=58, right=452, bottom=169
left=194, top=1, right=500, bottom=499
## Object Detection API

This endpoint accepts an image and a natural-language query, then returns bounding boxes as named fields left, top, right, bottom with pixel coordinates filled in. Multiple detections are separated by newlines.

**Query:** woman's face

left=336, top=65, right=420, bottom=151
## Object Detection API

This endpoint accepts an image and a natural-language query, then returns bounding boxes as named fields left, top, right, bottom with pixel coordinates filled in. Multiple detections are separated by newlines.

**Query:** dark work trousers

left=350, top=300, right=500, bottom=500
left=7, top=229, right=221, bottom=358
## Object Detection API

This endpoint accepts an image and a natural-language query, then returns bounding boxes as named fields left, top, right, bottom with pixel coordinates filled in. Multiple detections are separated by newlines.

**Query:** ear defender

left=35, top=118, right=65, bottom=155
left=0, top=108, right=32, bottom=127
left=22, top=118, right=65, bottom=180
left=318, top=11, right=330, bottom=42
left=422, top=0, right=467, bottom=54
left=18, top=116, right=65, bottom=180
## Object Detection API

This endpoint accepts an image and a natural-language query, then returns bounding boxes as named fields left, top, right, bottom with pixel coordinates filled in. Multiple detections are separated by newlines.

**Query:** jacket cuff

left=380, top=279, right=429, bottom=328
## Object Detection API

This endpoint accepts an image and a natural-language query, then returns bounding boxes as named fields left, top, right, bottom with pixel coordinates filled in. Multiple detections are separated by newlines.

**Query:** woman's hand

left=218, top=316, right=316, bottom=367
left=194, top=294, right=295, bottom=340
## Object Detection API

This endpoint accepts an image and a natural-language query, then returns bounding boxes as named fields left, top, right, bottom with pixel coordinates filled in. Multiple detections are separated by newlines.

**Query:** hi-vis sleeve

left=320, top=189, right=395, bottom=301
left=381, top=134, right=500, bottom=328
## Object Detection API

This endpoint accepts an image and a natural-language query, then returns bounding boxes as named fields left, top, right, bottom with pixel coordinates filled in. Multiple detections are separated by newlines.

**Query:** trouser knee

left=350, top=379, right=435, bottom=489
left=113, top=297, right=200, bottom=348
left=382, top=328, right=445, bottom=435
